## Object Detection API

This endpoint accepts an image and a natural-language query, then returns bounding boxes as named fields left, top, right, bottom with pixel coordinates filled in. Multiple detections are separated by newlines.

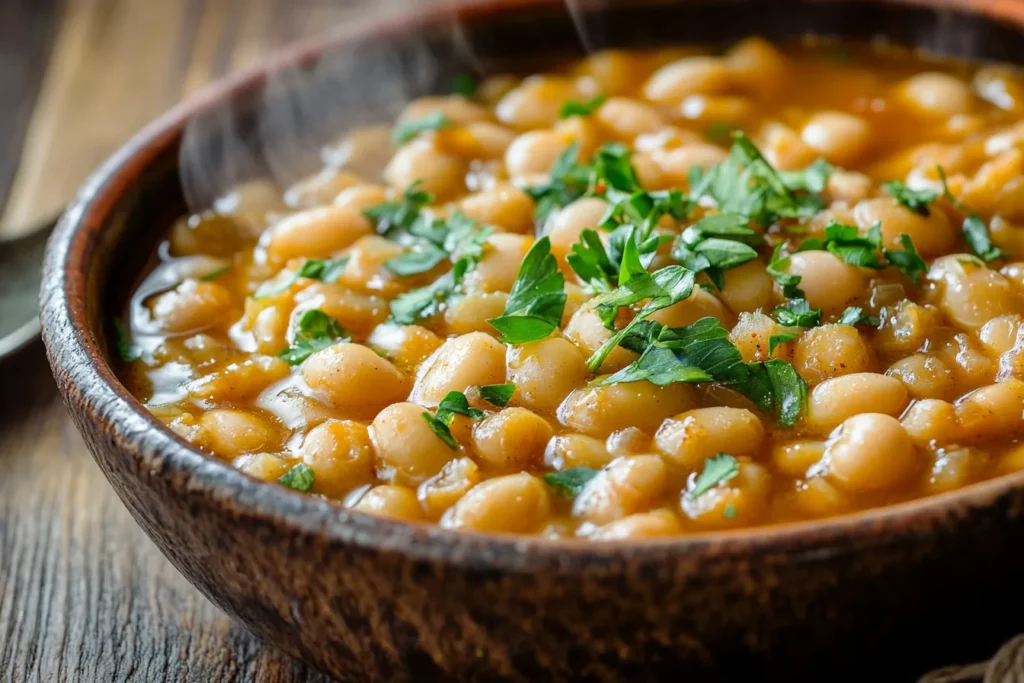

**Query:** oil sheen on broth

left=117, top=39, right=1024, bottom=540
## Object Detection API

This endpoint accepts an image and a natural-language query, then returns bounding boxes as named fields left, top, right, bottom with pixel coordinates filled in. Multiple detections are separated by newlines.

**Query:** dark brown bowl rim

left=40, top=0, right=1024, bottom=571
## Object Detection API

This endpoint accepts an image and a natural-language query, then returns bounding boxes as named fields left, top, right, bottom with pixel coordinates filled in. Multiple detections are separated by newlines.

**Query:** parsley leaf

left=778, top=159, right=833, bottom=194
left=559, top=94, right=607, bottom=118
left=673, top=213, right=761, bottom=290
left=963, top=213, right=1005, bottom=263
left=771, top=299, right=822, bottom=328
left=479, top=383, right=515, bottom=408
left=738, top=359, right=808, bottom=427
left=453, top=74, right=476, bottom=97
left=199, top=265, right=231, bottom=282
left=837, top=306, right=880, bottom=327
left=278, top=463, right=315, bottom=492
left=766, top=243, right=804, bottom=299
left=768, top=333, right=797, bottom=355
left=591, top=143, right=643, bottom=194
left=363, top=182, right=433, bottom=236
left=113, top=317, right=140, bottom=362
left=437, top=391, right=485, bottom=423
left=278, top=309, right=349, bottom=365
left=488, top=236, right=566, bottom=344
left=884, top=234, right=928, bottom=282
left=422, top=412, right=459, bottom=449
left=689, top=454, right=739, bottom=498
left=254, top=257, right=351, bottom=298
left=566, top=228, right=618, bottom=292
left=392, top=112, right=451, bottom=145
left=390, top=259, right=469, bottom=324
left=883, top=180, right=937, bottom=216
left=542, top=467, right=600, bottom=497
left=384, top=242, right=448, bottom=276
left=524, top=142, right=592, bottom=225
left=804, top=221, right=885, bottom=269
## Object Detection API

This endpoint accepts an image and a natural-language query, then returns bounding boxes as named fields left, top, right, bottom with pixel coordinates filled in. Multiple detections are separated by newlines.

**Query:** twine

left=920, top=635, right=1024, bottom=683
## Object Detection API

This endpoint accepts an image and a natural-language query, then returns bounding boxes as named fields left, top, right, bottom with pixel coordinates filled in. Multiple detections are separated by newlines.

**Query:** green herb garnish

left=883, top=180, right=937, bottom=216
left=559, top=94, right=607, bottom=119
left=278, top=463, right=315, bottom=492
left=453, top=74, right=476, bottom=97
left=771, top=298, right=822, bottom=328
left=768, top=333, right=797, bottom=355
left=389, top=259, right=468, bottom=324
left=384, top=242, right=449, bottom=276
left=689, top=454, right=739, bottom=498
left=672, top=213, right=761, bottom=290
left=542, top=467, right=600, bottom=497
left=488, top=237, right=566, bottom=344
left=479, top=383, right=515, bottom=407
left=422, top=412, right=459, bottom=450
left=392, top=112, right=451, bottom=146
left=524, top=142, right=592, bottom=225
left=437, top=391, right=485, bottom=423
left=738, top=359, right=808, bottom=427
left=113, top=317, right=140, bottom=362
left=199, top=265, right=231, bottom=282
left=767, top=243, right=804, bottom=299
left=363, top=182, right=433, bottom=237
left=278, top=309, right=349, bottom=365
left=837, top=306, right=880, bottom=327
left=884, top=234, right=929, bottom=282
left=799, top=221, right=885, bottom=269
left=937, top=165, right=1005, bottom=263
left=254, top=257, right=350, bottom=299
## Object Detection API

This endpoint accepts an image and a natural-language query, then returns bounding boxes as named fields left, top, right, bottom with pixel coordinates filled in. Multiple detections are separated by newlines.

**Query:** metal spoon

left=0, top=216, right=59, bottom=359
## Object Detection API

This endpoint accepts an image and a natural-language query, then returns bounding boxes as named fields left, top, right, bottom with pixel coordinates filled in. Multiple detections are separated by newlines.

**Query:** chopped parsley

left=689, top=454, right=739, bottom=499
left=771, top=298, right=822, bottom=328
left=767, top=243, right=805, bottom=299
left=363, top=182, right=433, bottom=237
left=278, top=463, right=315, bottom=492
left=479, top=383, right=515, bottom=408
left=938, top=165, right=1005, bottom=263
left=738, top=359, right=808, bottom=427
left=392, top=112, right=451, bottom=146
left=837, top=306, right=880, bottom=327
left=452, top=74, right=476, bottom=97
left=386, top=212, right=492, bottom=276
left=389, top=259, right=468, bottom=324
left=254, top=257, right=350, bottom=299
left=422, top=412, right=459, bottom=450
left=488, top=236, right=566, bottom=344
left=672, top=213, right=762, bottom=290
left=559, top=94, right=607, bottom=119
left=278, top=309, right=349, bottom=365
left=199, top=264, right=231, bottom=282
left=705, top=121, right=733, bottom=144
left=883, top=180, right=938, bottom=216
left=884, top=234, right=928, bottom=282
left=768, top=333, right=797, bottom=355
left=420, top=390, right=486, bottom=450
left=524, top=142, right=592, bottom=225
left=798, top=221, right=886, bottom=269
left=113, top=317, right=140, bottom=362
left=542, top=467, right=600, bottom=497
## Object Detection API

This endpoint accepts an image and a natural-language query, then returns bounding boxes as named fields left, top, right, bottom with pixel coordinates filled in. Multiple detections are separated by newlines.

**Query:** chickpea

left=806, top=373, right=909, bottom=433
left=826, top=170, right=874, bottom=204
left=759, top=122, right=818, bottom=170
left=643, top=57, right=732, bottom=104
left=928, top=255, right=1021, bottom=331
left=443, top=292, right=508, bottom=335
left=853, top=198, right=955, bottom=258
left=590, top=510, right=682, bottom=540
left=463, top=233, right=533, bottom=294
left=265, top=205, right=372, bottom=263
left=234, top=452, right=291, bottom=483
left=546, top=197, right=610, bottom=263
left=926, top=447, right=988, bottom=495
left=460, top=121, right=518, bottom=159
left=649, top=287, right=735, bottom=329
left=187, top=355, right=290, bottom=403
left=321, top=125, right=393, bottom=179
left=496, top=75, right=583, bottom=130
left=558, top=381, right=698, bottom=438
left=649, top=144, right=728, bottom=187
left=825, top=414, right=917, bottom=493
left=573, top=49, right=647, bottom=95
left=781, top=250, right=866, bottom=315
left=198, top=409, right=277, bottom=458
left=459, top=184, right=535, bottom=233
left=678, top=95, right=753, bottom=129
left=788, top=478, right=850, bottom=518
left=800, top=112, right=872, bottom=166
left=298, top=419, right=375, bottom=497
left=367, top=323, right=443, bottom=375
left=572, top=455, right=668, bottom=524
left=214, top=179, right=286, bottom=215
left=563, top=301, right=638, bottom=373
left=544, top=434, right=614, bottom=470
left=724, top=37, right=788, bottom=97
left=506, top=337, right=589, bottom=413
left=875, top=300, right=943, bottom=355
left=955, top=379, right=1024, bottom=443
left=333, top=184, right=388, bottom=212
left=704, top=261, right=770, bottom=315
left=505, top=129, right=571, bottom=179
left=352, top=485, right=425, bottom=522
left=902, top=399, right=959, bottom=445
left=680, top=460, right=772, bottom=527
left=793, top=324, right=875, bottom=385
left=293, top=283, right=389, bottom=335
left=553, top=116, right=601, bottom=159
left=335, top=235, right=420, bottom=299
left=410, top=332, right=506, bottom=407
left=960, top=149, right=1024, bottom=217
left=302, top=343, right=410, bottom=415
left=886, top=354, right=955, bottom=400
left=169, top=213, right=259, bottom=258
left=440, top=473, right=551, bottom=533
left=284, top=169, right=362, bottom=208
left=371, top=402, right=457, bottom=486
left=895, top=72, right=974, bottom=118
left=397, top=95, right=490, bottom=128
left=149, top=279, right=233, bottom=334
left=771, top=440, right=827, bottom=478
left=595, top=97, right=665, bottom=141
left=471, top=407, right=552, bottom=471
left=606, top=427, right=652, bottom=457
left=417, top=457, right=482, bottom=519
left=728, top=312, right=790, bottom=363
left=383, top=139, right=467, bottom=201
left=655, top=407, right=765, bottom=470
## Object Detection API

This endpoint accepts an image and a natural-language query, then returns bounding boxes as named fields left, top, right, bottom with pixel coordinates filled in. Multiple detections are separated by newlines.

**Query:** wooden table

left=0, top=1, right=384, bottom=679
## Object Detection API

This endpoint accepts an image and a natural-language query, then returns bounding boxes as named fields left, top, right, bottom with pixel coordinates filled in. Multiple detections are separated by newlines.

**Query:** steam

left=179, top=0, right=603, bottom=214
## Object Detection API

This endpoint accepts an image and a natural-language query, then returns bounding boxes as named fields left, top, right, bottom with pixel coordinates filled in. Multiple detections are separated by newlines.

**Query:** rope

left=920, top=635, right=1024, bottom=683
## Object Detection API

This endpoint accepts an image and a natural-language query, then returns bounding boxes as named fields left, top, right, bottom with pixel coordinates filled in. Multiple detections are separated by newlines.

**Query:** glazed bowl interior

left=70, top=0, right=1024, bottom=554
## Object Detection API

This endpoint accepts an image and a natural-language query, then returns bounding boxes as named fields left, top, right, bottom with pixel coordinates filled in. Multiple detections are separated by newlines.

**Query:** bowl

left=41, top=0, right=1024, bottom=680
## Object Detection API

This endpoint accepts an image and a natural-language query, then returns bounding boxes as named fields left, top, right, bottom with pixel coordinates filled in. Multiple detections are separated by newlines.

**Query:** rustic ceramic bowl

left=40, top=0, right=1024, bottom=680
